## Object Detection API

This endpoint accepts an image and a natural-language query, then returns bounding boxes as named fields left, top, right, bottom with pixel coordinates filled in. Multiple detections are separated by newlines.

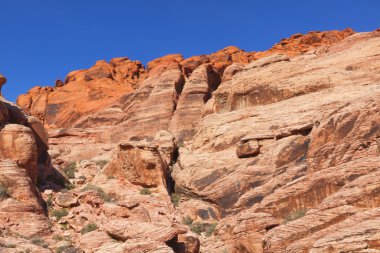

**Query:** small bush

left=46, top=195, right=53, bottom=209
left=81, top=223, right=97, bottom=234
left=81, top=184, right=112, bottom=202
left=78, top=175, right=86, bottom=180
left=95, top=160, right=108, bottom=168
left=5, top=244, right=16, bottom=248
left=188, top=221, right=217, bottom=237
left=0, top=186, right=9, bottom=199
left=182, top=215, right=193, bottom=225
left=62, top=162, right=76, bottom=179
left=190, top=222, right=206, bottom=235
left=284, top=209, right=307, bottom=224
left=107, top=175, right=115, bottom=180
left=56, top=246, right=81, bottom=253
left=171, top=193, right=181, bottom=207
left=30, top=237, right=44, bottom=246
left=53, top=235, right=64, bottom=241
left=205, top=223, right=217, bottom=237
left=139, top=188, right=152, bottom=195
left=51, top=209, right=69, bottom=220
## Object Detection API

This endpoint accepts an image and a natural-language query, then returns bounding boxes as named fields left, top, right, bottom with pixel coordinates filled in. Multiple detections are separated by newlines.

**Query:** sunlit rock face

left=3, top=28, right=380, bottom=252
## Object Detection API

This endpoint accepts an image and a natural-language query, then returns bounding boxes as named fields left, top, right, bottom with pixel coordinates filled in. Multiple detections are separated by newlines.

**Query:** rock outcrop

left=4, top=27, right=380, bottom=252
left=0, top=78, right=52, bottom=246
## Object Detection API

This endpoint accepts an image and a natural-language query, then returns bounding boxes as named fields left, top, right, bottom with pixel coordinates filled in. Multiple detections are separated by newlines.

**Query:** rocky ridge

left=0, top=27, right=379, bottom=252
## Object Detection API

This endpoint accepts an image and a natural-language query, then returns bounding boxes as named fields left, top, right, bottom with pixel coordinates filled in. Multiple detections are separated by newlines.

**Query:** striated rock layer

left=4, top=27, right=380, bottom=252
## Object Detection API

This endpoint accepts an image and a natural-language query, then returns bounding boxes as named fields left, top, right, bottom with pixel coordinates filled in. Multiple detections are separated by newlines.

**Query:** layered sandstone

left=5, top=28, right=380, bottom=252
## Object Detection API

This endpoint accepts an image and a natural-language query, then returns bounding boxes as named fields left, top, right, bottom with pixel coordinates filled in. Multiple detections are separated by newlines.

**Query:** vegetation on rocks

left=51, top=209, right=69, bottom=220
left=171, top=193, right=181, bottom=207
left=283, top=209, right=307, bottom=224
left=80, top=223, right=97, bottom=234
left=0, top=186, right=9, bottom=199
left=95, top=159, right=109, bottom=168
left=139, top=187, right=152, bottom=195
left=62, top=162, right=76, bottom=179
left=81, top=184, right=112, bottom=202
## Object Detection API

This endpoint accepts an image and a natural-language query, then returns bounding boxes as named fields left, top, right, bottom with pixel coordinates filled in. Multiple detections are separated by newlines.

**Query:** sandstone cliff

left=1, top=27, right=379, bottom=252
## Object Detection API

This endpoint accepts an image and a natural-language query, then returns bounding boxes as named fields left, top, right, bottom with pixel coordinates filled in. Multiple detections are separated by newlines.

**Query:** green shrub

left=78, top=175, right=86, bottom=180
left=188, top=222, right=217, bottom=237
left=0, top=186, right=9, bottom=199
left=171, top=193, right=181, bottom=207
left=81, top=184, right=112, bottom=202
left=30, top=237, right=44, bottom=246
left=5, top=244, right=16, bottom=248
left=95, top=160, right=109, bottom=168
left=139, top=188, right=152, bottom=195
left=46, top=195, right=53, bottom=209
left=55, top=246, right=81, bottom=253
left=182, top=215, right=193, bottom=225
left=107, top=175, right=115, bottom=180
left=284, top=209, right=307, bottom=224
left=62, top=162, right=76, bottom=179
left=51, top=209, right=69, bottom=220
left=80, top=223, right=97, bottom=234
left=205, top=223, right=217, bottom=237
left=190, top=222, right=206, bottom=235
left=53, top=235, right=64, bottom=241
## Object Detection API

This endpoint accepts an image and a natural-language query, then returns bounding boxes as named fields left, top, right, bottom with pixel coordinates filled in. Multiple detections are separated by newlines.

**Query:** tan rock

left=0, top=124, right=38, bottom=183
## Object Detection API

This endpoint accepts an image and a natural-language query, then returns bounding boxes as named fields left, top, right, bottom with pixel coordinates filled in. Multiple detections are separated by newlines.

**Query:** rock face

left=6, top=27, right=380, bottom=252
left=0, top=79, right=51, bottom=242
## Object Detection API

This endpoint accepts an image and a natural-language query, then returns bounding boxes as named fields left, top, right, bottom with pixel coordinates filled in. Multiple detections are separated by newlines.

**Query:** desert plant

left=0, top=186, right=9, bottom=199
left=189, top=222, right=206, bottom=235
left=171, top=193, right=181, bottom=207
left=95, top=160, right=109, bottom=168
left=78, top=175, right=86, bottom=180
left=80, top=223, right=97, bottom=234
left=30, top=237, right=45, bottom=246
left=205, top=222, right=217, bottom=237
left=51, top=209, right=69, bottom=220
left=46, top=195, right=53, bottom=209
left=107, top=175, right=115, bottom=180
left=81, top=184, right=112, bottom=202
left=53, top=235, right=64, bottom=241
left=62, top=162, right=76, bottom=179
left=139, top=187, right=152, bottom=195
left=182, top=215, right=193, bottom=225
left=5, top=244, right=16, bottom=248
left=283, top=209, right=307, bottom=224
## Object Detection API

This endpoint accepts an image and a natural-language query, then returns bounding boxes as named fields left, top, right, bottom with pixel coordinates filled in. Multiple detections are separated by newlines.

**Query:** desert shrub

left=283, top=209, right=307, bottom=224
left=80, top=223, right=97, bottom=234
left=78, top=175, right=86, bottom=180
left=182, top=215, right=193, bottom=225
left=95, top=160, right=108, bottom=168
left=56, top=246, right=81, bottom=253
left=139, top=188, right=152, bottom=195
left=188, top=222, right=217, bottom=237
left=30, top=237, right=45, bottom=246
left=5, top=244, right=16, bottom=248
left=51, top=209, right=69, bottom=220
left=53, top=235, right=64, bottom=241
left=171, top=193, right=181, bottom=207
left=205, top=223, right=217, bottom=237
left=46, top=195, right=53, bottom=209
left=189, top=222, right=206, bottom=235
left=81, top=184, right=112, bottom=202
left=107, top=175, right=115, bottom=180
left=0, top=186, right=9, bottom=199
left=62, top=162, right=76, bottom=179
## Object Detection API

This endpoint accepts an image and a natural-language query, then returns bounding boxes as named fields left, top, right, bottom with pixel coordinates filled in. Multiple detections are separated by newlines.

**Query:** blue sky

left=1, top=0, right=379, bottom=102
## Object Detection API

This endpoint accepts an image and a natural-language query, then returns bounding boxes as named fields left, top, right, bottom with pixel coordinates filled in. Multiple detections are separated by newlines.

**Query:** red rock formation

left=6, top=28, right=380, bottom=253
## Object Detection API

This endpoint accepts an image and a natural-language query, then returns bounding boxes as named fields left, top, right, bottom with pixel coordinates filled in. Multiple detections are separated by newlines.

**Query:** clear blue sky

left=1, top=0, right=379, bottom=102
